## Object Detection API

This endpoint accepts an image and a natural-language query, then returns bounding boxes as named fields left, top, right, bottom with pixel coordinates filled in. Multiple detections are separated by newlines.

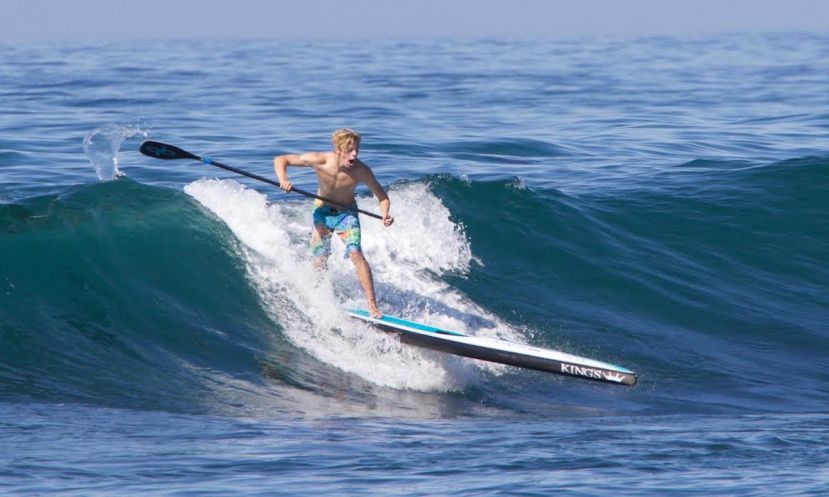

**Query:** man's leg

left=313, top=254, right=329, bottom=271
left=348, top=250, right=381, bottom=318
left=311, top=226, right=332, bottom=270
left=336, top=213, right=380, bottom=316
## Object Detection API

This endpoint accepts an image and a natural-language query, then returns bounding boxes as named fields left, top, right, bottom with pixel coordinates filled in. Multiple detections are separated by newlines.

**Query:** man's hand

left=383, top=214, right=394, bottom=227
left=279, top=179, right=293, bottom=192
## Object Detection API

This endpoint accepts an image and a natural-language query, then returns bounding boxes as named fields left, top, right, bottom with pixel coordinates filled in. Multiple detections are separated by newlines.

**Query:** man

left=274, top=129, right=393, bottom=318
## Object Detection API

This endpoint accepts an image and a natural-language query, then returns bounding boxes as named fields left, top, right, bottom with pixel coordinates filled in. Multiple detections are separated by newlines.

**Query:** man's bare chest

left=316, top=165, right=358, bottom=191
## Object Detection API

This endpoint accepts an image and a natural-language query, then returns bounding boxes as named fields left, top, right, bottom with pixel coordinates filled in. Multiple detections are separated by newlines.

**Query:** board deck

left=346, top=309, right=637, bottom=386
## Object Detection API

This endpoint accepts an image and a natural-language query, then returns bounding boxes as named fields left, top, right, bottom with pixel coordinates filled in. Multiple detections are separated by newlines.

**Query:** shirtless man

left=274, top=129, right=393, bottom=318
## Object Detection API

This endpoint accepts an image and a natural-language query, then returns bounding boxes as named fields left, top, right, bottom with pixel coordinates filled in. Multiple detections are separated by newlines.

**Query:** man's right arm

left=273, top=152, right=327, bottom=191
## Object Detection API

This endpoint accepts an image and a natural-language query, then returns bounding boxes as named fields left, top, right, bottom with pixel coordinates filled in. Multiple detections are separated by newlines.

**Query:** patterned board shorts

left=310, top=199, right=362, bottom=258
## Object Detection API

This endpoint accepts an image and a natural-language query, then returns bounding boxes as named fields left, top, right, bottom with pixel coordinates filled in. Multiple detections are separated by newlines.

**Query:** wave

left=1, top=156, right=827, bottom=416
left=430, top=156, right=829, bottom=412
left=0, top=177, right=520, bottom=417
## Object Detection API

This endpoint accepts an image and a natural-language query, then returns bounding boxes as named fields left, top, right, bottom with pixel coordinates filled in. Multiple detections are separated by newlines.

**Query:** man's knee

left=311, top=228, right=333, bottom=258
left=348, top=249, right=367, bottom=266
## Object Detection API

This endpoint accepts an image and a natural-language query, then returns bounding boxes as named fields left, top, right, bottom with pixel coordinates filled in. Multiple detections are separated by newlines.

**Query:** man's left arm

left=360, top=165, right=394, bottom=227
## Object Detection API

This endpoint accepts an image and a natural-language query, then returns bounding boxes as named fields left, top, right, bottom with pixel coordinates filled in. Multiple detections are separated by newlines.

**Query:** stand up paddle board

left=346, top=309, right=637, bottom=386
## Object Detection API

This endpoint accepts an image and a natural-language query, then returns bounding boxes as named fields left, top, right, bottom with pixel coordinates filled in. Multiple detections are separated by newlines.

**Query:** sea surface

left=1, top=33, right=828, bottom=495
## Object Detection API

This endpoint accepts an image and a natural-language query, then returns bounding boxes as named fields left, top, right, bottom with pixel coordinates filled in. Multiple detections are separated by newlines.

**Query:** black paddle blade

left=139, top=140, right=198, bottom=161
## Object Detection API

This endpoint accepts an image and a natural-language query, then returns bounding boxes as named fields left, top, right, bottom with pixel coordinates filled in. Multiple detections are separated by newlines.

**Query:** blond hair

left=332, top=128, right=361, bottom=151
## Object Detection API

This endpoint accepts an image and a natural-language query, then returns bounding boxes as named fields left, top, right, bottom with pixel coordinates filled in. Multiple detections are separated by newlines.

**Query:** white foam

left=185, top=178, right=524, bottom=391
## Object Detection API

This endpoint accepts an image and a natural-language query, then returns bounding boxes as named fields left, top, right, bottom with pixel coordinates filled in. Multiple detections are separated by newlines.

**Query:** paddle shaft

left=202, top=157, right=383, bottom=218
left=140, top=141, right=382, bottom=219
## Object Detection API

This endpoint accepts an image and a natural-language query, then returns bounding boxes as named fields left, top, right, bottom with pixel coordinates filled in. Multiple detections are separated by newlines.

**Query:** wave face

left=433, top=156, right=829, bottom=413
left=2, top=156, right=827, bottom=417
left=0, top=180, right=279, bottom=413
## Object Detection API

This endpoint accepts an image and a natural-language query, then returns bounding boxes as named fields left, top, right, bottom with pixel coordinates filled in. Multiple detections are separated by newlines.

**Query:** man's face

left=338, top=145, right=359, bottom=168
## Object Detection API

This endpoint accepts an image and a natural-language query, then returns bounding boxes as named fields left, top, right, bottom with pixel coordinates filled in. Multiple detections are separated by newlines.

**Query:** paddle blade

left=139, top=140, right=198, bottom=161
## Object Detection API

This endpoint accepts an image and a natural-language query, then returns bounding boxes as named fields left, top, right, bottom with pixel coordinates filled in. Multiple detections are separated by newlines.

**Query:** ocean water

left=1, top=33, right=828, bottom=495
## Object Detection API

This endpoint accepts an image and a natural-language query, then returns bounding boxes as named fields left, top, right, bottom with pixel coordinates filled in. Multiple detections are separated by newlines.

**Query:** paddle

left=139, top=140, right=383, bottom=219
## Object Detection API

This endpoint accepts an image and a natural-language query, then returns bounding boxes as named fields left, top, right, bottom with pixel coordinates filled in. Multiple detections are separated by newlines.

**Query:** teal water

left=1, top=34, right=828, bottom=495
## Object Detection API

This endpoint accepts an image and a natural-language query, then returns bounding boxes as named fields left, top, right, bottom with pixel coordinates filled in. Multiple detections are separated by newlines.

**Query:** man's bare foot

left=369, top=305, right=383, bottom=319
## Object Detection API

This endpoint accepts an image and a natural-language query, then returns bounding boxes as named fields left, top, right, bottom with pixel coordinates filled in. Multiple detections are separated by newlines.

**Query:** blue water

left=1, top=33, right=829, bottom=495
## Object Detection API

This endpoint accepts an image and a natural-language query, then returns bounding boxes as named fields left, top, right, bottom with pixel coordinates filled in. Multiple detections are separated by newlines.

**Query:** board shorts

left=311, top=199, right=362, bottom=258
